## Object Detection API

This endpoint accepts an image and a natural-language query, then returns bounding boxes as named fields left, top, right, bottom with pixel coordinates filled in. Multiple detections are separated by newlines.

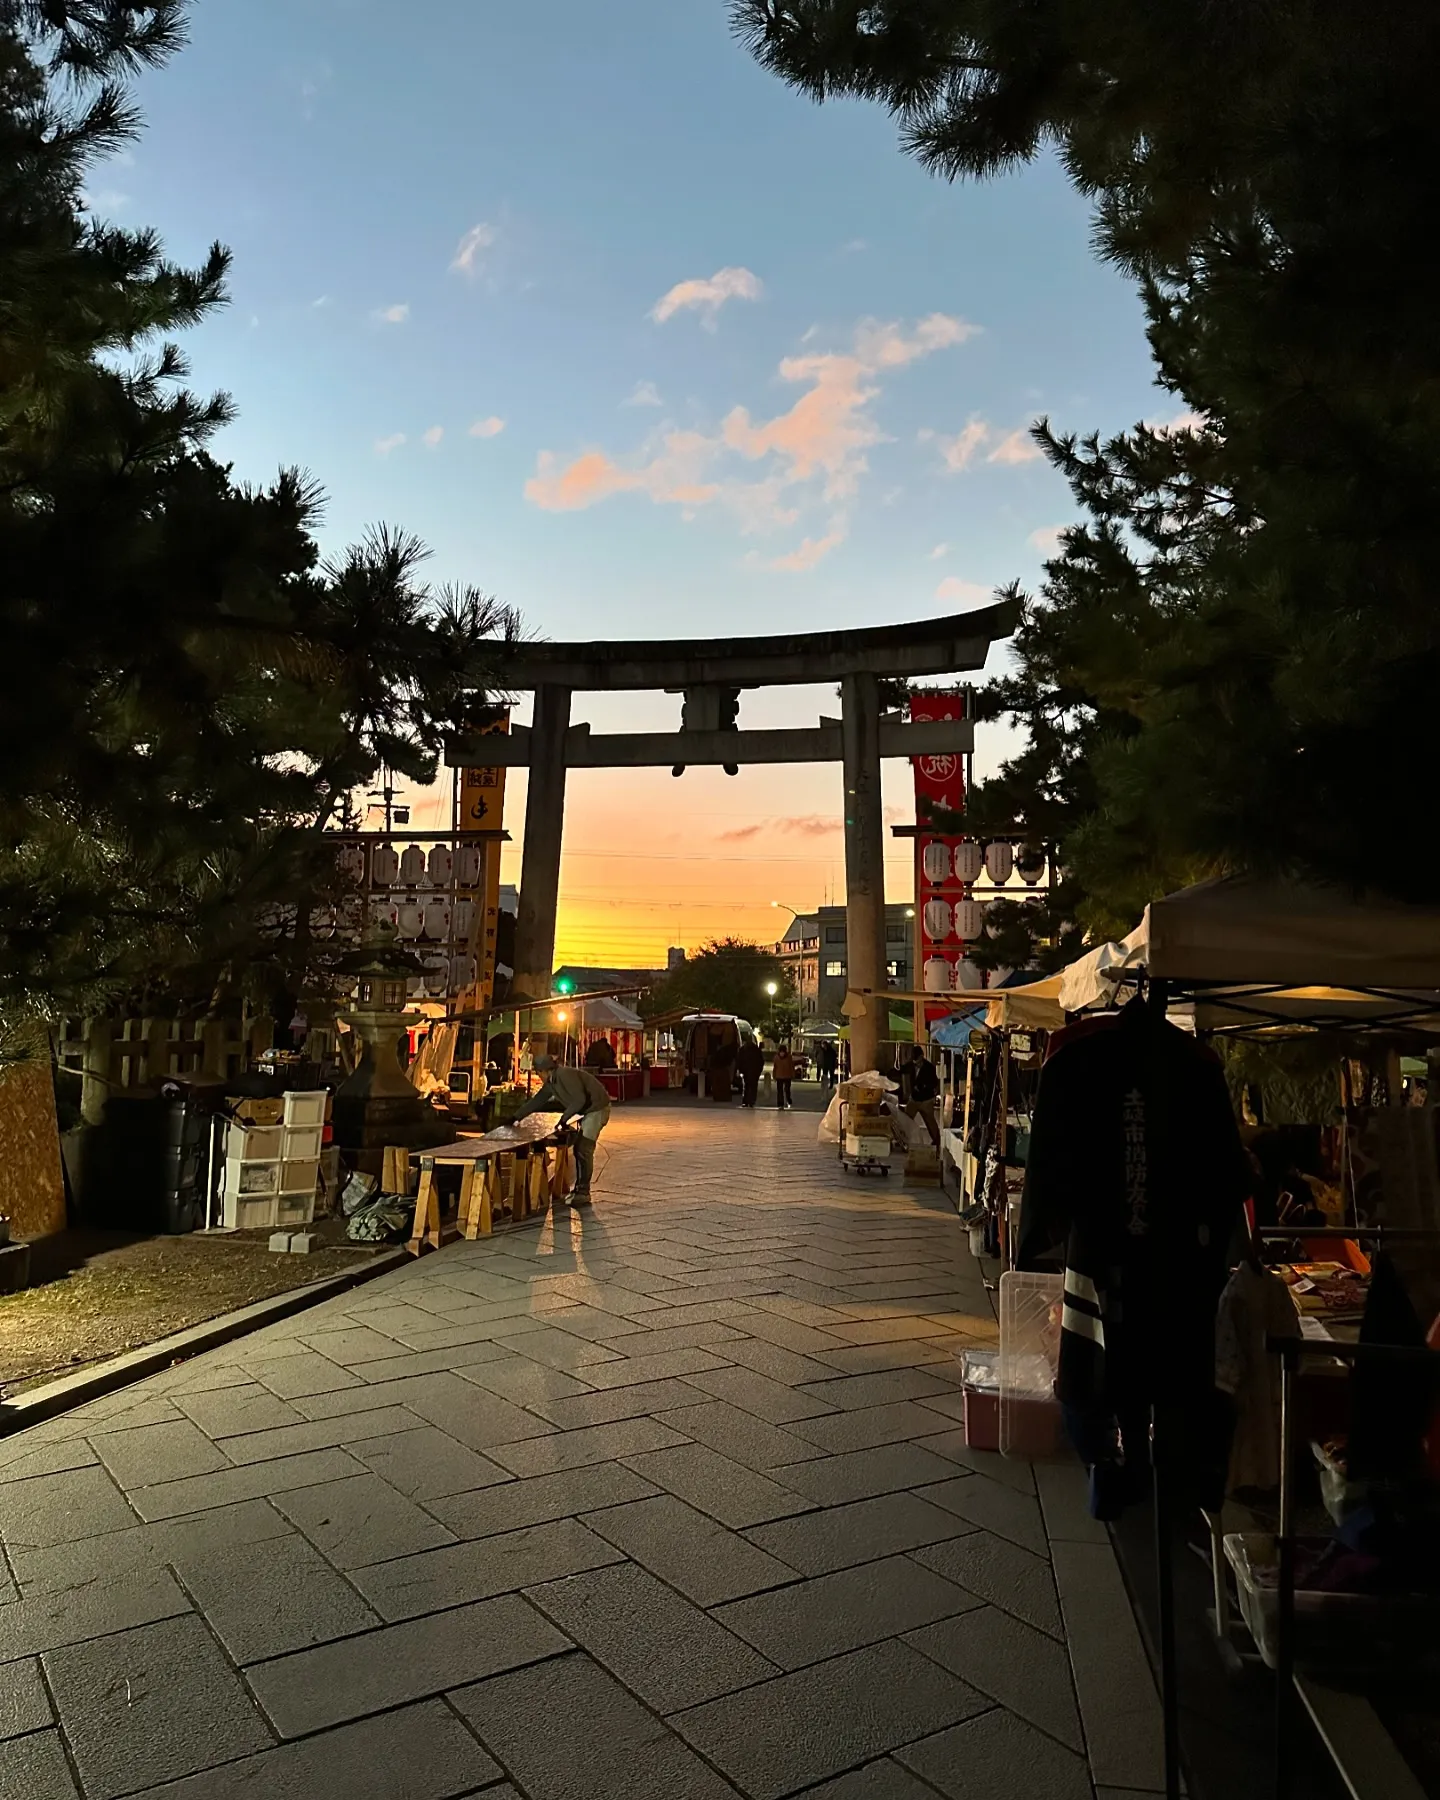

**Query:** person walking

left=773, top=1042, right=796, bottom=1109
left=516, top=1053, right=611, bottom=1205
left=736, top=1037, right=765, bottom=1108
left=902, top=1043, right=942, bottom=1148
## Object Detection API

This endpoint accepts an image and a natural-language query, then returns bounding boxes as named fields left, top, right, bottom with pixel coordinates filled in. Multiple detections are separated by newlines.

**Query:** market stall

left=1013, top=876, right=1440, bottom=1800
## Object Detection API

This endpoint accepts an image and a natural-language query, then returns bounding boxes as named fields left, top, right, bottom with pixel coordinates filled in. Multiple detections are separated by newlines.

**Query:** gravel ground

left=0, top=1219, right=379, bottom=1397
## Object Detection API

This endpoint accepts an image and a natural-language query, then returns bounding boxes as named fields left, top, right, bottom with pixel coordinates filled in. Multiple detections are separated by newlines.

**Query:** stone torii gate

left=446, top=603, right=1014, bottom=1072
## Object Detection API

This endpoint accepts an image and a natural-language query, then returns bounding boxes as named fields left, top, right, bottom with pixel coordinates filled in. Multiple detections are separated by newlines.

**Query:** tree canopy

left=0, top=0, right=516, bottom=1037
left=650, top=939, right=795, bottom=1027
left=736, top=1, right=1440, bottom=950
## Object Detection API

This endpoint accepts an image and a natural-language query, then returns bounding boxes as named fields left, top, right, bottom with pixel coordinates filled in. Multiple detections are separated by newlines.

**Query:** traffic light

left=554, top=975, right=575, bottom=996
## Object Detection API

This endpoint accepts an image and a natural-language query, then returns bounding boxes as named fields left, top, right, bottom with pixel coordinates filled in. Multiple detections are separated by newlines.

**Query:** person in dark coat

left=735, top=1038, right=765, bottom=1108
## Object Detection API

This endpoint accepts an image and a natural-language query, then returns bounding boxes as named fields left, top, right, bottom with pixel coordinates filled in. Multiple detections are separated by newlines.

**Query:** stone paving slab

left=0, top=1100, right=1169, bottom=1798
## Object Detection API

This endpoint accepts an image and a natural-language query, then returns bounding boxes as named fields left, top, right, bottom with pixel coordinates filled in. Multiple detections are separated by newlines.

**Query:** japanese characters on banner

left=909, top=690, right=978, bottom=1025
left=458, top=710, right=510, bottom=1012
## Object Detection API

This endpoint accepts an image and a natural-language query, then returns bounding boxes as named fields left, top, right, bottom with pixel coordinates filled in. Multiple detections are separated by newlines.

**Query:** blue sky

left=104, top=0, right=1168, bottom=963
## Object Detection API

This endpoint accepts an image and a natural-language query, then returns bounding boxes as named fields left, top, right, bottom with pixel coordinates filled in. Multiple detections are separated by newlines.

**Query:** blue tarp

left=927, top=1007, right=987, bottom=1049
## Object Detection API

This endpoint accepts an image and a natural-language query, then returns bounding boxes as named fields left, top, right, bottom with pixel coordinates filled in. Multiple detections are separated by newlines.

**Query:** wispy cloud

left=930, top=420, right=990, bottom=472
left=311, top=295, right=331, bottom=309
left=526, top=313, right=976, bottom=537
left=624, top=380, right=663, bottom=408
left=375, top=303, right=409, bottom=325
left=1146, top=409, right=1205, bottom=436
left=451, top=222, right=497, bottom=275
left=935, top=576, right=993, bottom=607
left=468, top=416, right=506, bottom=438
left=1029, top=524, right=1067, bottom=555
left=651, top=266, right=762, bottom=327
left=987, top=427, right=1043, bottom=466
left=927, top=416, right=1045, bottom=470
left=423, top=425, right=444, bottom=448
left=930, top=542, right=949, bottom=560
left=80, top=187, right=131, bottom=214
left=717, top=814, right=841, bottom=843
left=762, top=520, right=847, bottom=572
left=374, top=433, right=407, bottom=456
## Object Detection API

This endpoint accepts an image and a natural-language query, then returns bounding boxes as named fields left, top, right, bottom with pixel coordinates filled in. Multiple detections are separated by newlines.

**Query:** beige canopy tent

left=983, top=974, right=1067, bottom=1031
left=1057, top=877, right=1440, bottom=1033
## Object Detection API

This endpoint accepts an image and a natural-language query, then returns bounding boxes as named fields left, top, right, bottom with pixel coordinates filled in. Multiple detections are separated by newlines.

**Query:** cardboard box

left=229, top=1097, right=284, bottom=1127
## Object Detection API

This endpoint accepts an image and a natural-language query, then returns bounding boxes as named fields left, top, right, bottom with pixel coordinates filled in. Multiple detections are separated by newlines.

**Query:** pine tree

left=0, top=3, right=516, bottom=1036
left=736, top=2, right=1440, bottom=948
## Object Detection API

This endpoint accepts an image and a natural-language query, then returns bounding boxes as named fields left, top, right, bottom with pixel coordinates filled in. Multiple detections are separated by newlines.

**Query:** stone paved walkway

left=1, top=1099, right=1165, bottom=1800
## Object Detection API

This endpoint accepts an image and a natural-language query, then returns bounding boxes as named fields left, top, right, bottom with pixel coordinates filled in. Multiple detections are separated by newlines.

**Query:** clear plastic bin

left=998, top=1270, right=1066, bottom=1459
left=1224, top=1533, right=1438, bottom=1673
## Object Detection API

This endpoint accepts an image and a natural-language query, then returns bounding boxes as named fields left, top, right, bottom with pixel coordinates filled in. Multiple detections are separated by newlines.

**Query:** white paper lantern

left=456, top=843, right=483, bottom=886
left=953, top=899, right=987, bottom=941
left=954, top=959, right=983, bottom=990
left=923, top=898, right=953, bottom=941
left=369, top=898, right=398, bottom=931
left=422, top=952, right=448, bottom=996
left=422, top=899, right=451, bottom=940
left=923, top=956, right=952, bottom=993
left=396, top=902, right=423, bottom=939
left=1017, top=845, right=1046, bottom=885
left=453, top=899, right=475, bottom=940
left=984, top=840, right=1014, bottom=883
left=336, top=844, right=366, bottom=884
left=427, top=845, right=453, bottom=885
left=953, top=841, right=984, bottom=883
left=399, top=844, right=427, bottom=885
left=309, top=906, right=336, bottom=940
left=921, top=840, right=951, bottom=884
left=450, top=954, right=475, bottom=990
left=370, top=844, right=399, bottom=887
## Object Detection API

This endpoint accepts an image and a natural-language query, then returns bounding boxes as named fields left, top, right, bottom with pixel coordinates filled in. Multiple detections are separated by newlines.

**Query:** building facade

left=778, top=904, right=914, bottom=1023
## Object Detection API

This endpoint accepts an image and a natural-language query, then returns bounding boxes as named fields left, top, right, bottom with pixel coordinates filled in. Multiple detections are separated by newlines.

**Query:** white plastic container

left=283, top=1091, right=327, bottom=1128
left=282, top=1124, right=324, bottom=1162
left=998, top=1270, right=1066, bottom=1459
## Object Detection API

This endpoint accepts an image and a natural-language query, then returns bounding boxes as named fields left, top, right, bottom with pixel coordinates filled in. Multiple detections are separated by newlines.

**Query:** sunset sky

left=114, top=0, right=1164, bottom=966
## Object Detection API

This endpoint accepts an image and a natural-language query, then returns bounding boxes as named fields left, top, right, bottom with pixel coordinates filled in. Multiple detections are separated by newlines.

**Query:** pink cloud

left=718, top=815, right=841, bottom=843
left=422, top=425, right=444, bottom=448
left=1028, top=524, right=1067, bottom=555
left=935, top=420, right=990, bottom=471
left=468, top=416, right=506, bottom=438
left=987, top=427, right=1044, bottom=465
left=935, top=576, right=992, bottom=607
left=524, top=430, right=720, bottom=513
left=764, top=521, right=847, bottom=572
left=854, top=313, right=979, bottom=368
left=651, top=266, right=762, bottom=326
left=525, top=313, right=973, bottom=530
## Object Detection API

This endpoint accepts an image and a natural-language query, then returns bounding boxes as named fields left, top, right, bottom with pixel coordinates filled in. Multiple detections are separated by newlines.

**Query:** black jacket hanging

left=1018, top=998, right=1251, bottom=1415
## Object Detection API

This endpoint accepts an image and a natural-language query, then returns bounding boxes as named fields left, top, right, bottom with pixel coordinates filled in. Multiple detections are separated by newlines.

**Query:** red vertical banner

left=909, top=691, right=975, bottom=1027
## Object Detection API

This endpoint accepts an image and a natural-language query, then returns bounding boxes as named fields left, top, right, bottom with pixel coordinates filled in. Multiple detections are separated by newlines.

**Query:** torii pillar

left=841, top=671, right=886, bottom=1076
left=511, top=683, right=571, bottom=1003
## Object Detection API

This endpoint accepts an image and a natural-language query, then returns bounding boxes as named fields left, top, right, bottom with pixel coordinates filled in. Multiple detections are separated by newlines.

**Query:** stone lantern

left=331, top=931, right=450, bottom=1175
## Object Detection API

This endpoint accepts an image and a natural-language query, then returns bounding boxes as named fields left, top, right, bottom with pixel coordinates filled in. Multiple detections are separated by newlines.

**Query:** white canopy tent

left=1057, top=877, right=1440, bottom=1033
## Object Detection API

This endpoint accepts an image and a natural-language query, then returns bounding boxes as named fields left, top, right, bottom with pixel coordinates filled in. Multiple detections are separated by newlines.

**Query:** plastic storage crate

left=283, top=1090, right=327, bottom=1128
left=998, top=1269, right=1066, bottom=1459
left=1224, top=1533, right=1438, bottom=1674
